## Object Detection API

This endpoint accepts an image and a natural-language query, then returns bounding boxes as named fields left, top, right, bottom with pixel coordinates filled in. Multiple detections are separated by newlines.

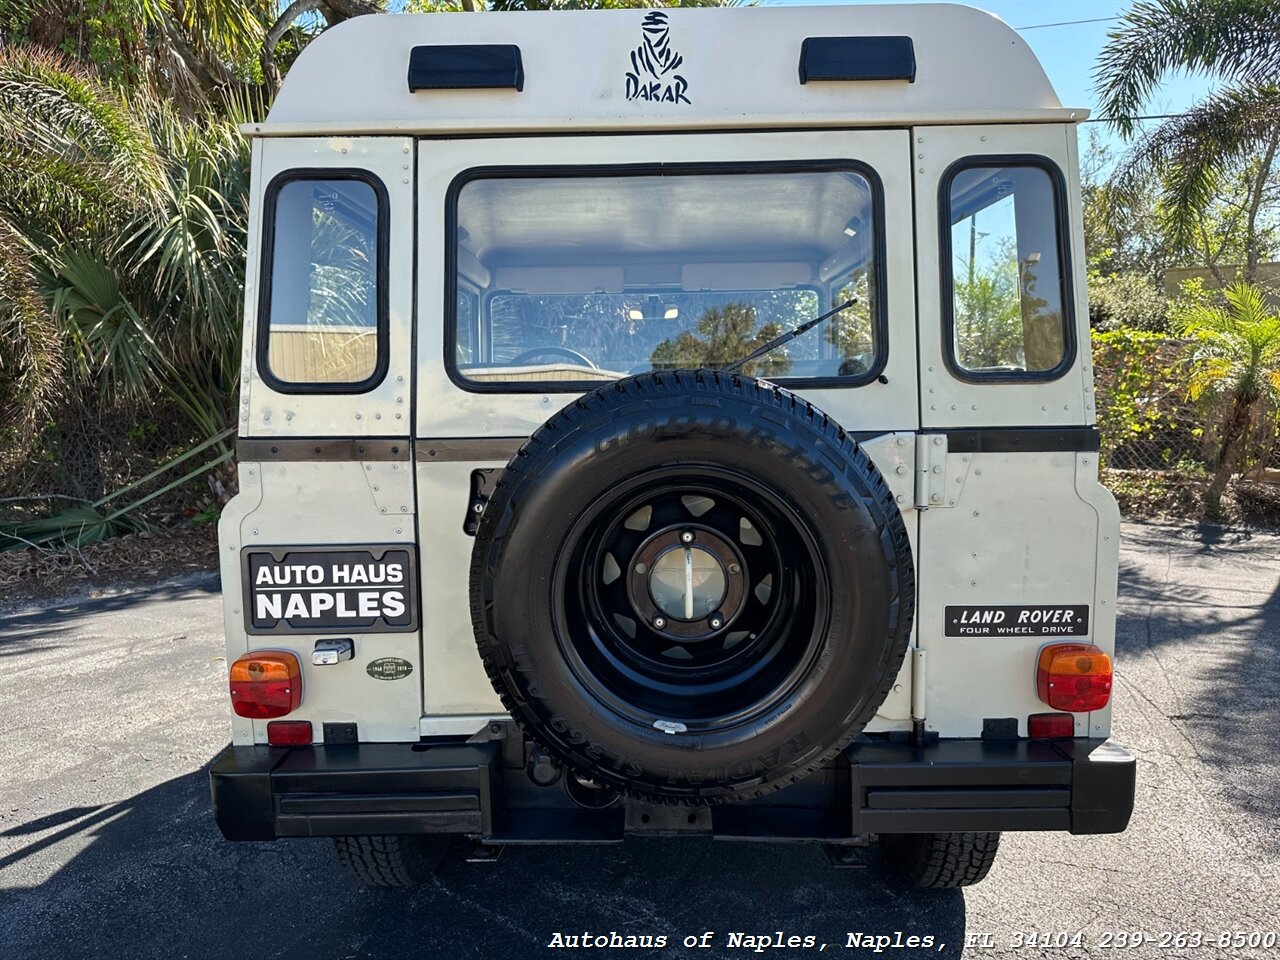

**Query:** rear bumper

left=210, top=734, right=1135, bottom=842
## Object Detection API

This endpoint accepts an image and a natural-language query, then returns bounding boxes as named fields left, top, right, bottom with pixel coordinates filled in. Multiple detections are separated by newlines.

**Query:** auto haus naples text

left=247, top=549, right=415, bottom=630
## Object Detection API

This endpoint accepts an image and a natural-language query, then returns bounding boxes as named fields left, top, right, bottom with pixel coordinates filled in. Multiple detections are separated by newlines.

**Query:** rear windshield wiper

left=721, top=298, right=857, bottom=375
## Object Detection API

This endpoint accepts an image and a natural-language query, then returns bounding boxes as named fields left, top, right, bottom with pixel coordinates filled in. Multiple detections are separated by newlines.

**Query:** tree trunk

left=1242, top=132, right=1279, bottom=284
left=1204, top=391, right=1253, bottom=519
left=261, top=0, right=383, bottom=93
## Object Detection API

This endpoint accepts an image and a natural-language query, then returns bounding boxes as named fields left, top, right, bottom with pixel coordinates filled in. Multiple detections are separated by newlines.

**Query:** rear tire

left=333, top=835, right=446, bottom=887
left=881, top=832, right=1000, bottom=888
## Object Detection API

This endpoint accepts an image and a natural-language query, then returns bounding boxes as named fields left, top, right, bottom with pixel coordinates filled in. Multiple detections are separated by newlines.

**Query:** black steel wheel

left=560, top=470, right=826, bottom=730
left=470, top=370, right=914, bottom=804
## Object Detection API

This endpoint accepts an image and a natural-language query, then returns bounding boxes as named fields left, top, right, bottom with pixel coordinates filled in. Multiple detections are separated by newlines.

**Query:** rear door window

left=447, top=164, right=885, bottom=389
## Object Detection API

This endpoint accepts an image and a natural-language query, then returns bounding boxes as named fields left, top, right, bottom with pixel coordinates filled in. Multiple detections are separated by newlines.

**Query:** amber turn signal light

left=230, top=650, right=302, bottom=719
left=1036, top=642, right=1112, bottom=713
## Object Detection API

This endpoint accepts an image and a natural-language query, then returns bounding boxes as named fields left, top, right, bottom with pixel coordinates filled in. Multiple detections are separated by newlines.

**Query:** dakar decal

left=244, top=546, right=418, bottom=634
left=944, top=604, right=1090, bottom=638
left=625, top=12, right=690, bottom=105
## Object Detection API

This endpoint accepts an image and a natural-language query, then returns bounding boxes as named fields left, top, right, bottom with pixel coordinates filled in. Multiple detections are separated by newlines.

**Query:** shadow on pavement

left=0, top=574, right=219, bottom=659
left=0, top=766, right=967, bottom=960
left=1116, top=521, right=1280, bottom=855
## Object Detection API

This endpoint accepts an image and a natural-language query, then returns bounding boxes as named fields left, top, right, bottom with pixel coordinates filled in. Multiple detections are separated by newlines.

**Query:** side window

left=259, top=173, right=387, bottom=392
left=943, top=160, right=1072, bottom=380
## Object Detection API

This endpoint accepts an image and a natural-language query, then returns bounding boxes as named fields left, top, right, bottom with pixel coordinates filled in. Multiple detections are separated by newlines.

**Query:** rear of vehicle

left=211, top=3, right=1135, bottom=888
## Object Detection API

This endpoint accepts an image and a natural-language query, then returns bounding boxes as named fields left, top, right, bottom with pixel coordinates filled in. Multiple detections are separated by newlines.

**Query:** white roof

left=255, top=4, right=1080, bottom=137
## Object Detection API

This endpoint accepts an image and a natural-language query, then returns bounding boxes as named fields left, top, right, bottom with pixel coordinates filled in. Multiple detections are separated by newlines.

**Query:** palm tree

left=0, top=47, right=248, bottom=472
left=1173, top=282, right=1280, bottom=517
left=1, top=0, right=274, bottom=111
left=1094, top=0, right=1280, bottom=282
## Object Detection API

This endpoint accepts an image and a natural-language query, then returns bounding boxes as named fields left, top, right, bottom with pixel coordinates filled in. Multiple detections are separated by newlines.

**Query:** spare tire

left=470, top=371, right=914, bottom=804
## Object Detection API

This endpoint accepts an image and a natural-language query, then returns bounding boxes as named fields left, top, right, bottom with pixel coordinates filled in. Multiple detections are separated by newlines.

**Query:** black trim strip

left=256, top=169, right=391, bottom=396
left=938, top=155, right=1078, bottom=385
left=945, top=427, right=1099, bottom=454
left=419, top=438, right=525, bottom=462
left=238, top=437, right=409, bottom=462
left=443, top=160, right=891, bottom=395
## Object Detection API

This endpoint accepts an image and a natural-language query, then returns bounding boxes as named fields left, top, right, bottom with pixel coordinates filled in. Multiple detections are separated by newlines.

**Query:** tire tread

left=884, top=831, right=1001, bottom=888
left=333, top=835, right=443, bottom=887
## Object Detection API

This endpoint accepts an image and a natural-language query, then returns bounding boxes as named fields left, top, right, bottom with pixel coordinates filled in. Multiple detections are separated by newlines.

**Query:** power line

left=1014, top=16, right=1120, bottom=30
left=1083, top=113, right=1181, bottom=123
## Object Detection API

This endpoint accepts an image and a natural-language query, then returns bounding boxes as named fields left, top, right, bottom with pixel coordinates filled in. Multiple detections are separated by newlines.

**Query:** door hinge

left=914, top=434, right=972, bottom=509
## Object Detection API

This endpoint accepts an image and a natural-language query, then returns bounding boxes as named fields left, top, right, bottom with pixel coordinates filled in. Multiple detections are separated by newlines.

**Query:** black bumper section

left=210, top=736, right=1135, bottom=843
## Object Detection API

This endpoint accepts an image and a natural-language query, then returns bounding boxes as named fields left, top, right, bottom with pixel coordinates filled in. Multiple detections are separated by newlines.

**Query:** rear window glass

left=260, top=175, right=384, bottom=390
left=448, top=166, right=882, bottom=388
left=943, top=161, right=1072, bottom=379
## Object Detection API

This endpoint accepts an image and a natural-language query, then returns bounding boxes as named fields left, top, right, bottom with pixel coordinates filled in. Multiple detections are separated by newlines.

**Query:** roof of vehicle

left=253, top=4, right=1082, bottom=138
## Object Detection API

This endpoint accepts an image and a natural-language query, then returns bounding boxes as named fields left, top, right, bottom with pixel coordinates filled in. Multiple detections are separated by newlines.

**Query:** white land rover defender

left=210, top=3, right=1136, bottom=889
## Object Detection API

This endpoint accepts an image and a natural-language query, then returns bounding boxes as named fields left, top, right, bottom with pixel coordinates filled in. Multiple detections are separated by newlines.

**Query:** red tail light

left=267, top=720, right=313, bottom=745
left=1036, top=642, right=1112, bottom=712
left=1028, top=712, right=1075, bottom=738
left=230, top=651, right=302, bottom=719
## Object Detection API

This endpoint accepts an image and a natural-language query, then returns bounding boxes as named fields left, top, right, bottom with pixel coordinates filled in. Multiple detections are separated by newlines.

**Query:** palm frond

left=1113, top=84, right=1280, bottom=253
left=0, top=219, right=62, bottom=433
left=45, top=245, right=162, bottom=399
left=0, top=47, right=166, bottom=228
left=1095, top=0, right=1280, bottom=136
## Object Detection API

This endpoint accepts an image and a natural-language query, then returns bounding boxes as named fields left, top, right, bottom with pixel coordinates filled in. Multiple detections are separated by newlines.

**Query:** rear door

left=412, top=130, right=920, bottom=734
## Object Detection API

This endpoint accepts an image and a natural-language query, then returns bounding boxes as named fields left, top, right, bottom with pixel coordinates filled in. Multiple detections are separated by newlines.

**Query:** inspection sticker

left=243, top=546, right=417, bottom=635
left=945, top=604, right=1089, bottom=638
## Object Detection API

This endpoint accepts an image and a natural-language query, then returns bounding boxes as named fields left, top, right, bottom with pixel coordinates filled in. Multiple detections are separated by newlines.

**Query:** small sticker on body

left=367, top=657, right=414, bottom=681
left=945, top=604, right=1089, bottom=638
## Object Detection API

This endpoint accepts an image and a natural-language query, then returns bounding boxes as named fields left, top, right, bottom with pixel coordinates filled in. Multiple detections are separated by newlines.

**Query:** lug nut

left=680, top=531, right=695, bottom=544
left=709, top=615, right=723, bottom=629
left=653, top=616, right=666, bottom=629
left=728, top=562, right=740, bottom=575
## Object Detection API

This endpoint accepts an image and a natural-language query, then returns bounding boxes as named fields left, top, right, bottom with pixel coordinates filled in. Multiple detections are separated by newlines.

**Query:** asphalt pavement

left=1, top=520, right=1277, bottom=959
